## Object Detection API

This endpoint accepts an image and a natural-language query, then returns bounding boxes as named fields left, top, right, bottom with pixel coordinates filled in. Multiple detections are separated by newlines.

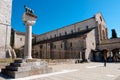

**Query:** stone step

left=1, top=69, right=16, bottom=78
left=10, top=63, right=21, bottom=67
left=2, top=67, right=52, bottom=78
left=1, top=60, right=52, bottom=78
left=14, top=59, right=24, bottom=63
left=6, top=66, right=18, bottom=71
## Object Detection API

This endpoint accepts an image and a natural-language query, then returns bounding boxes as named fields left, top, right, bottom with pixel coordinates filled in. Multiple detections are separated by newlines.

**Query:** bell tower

left=0, top=0, right=12, bottom=58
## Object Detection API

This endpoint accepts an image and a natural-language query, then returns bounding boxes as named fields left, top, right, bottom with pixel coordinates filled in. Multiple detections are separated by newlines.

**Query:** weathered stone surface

left=0, top=0, right=12, bottom=58
left=1, top=59, right=52, bottom=78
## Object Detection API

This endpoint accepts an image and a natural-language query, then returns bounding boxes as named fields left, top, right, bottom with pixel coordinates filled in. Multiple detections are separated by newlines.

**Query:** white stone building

left=11, top=29, right=36, bottom=49
left=0, top=0, right=12, bottom=58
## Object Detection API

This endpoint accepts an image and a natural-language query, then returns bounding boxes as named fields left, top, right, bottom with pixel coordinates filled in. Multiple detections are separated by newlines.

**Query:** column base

left=24, top=56, right=32, bottom=59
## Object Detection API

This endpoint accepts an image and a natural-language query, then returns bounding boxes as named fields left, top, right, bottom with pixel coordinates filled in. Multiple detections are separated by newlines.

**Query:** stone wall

left=35, top=13, right=108, bottom=45
left=12, top=30, right=36, bottom=49
left=0, top=0, right=12, bottom=58
left=85, top=29, right=96, bottom=60
left=94, top=13, right=108, bottom=44
left=98, top=38, right=120, bottom=50
left=14, top=32, right=25, bottom=49
left=33, top=35, right=86, bottom=59
left=36, top=17, right=96, bottom=43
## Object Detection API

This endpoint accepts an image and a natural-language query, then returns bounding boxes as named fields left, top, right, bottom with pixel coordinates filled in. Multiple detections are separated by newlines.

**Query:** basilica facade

left=32, top=13, right=109, bottom=61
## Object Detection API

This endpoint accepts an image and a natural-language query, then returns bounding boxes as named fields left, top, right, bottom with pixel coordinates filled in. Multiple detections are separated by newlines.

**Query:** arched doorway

left=91, top=49, right=97, bottom=61
left=111, top=48, right=120, bottom=62
left=101, top=49, right=108, bottom=62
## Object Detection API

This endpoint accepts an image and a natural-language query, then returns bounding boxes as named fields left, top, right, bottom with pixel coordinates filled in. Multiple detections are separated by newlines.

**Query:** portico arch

left=101, top=49, right=108, bottom=61
left=111, top=48, right=120, bottom=62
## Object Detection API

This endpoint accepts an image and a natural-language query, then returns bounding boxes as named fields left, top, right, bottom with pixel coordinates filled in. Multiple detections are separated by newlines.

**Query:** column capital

left=24, top=20, right=36, bottom=27
left=22, top=13, right=37, bottom=27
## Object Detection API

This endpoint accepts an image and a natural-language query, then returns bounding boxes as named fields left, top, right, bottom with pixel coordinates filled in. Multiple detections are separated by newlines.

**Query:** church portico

left=98, top=38, right=120, bottom=62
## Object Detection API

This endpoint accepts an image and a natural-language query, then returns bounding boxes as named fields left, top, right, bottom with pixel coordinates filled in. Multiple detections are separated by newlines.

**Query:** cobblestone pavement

left=0, top=62, right=120, bottom=80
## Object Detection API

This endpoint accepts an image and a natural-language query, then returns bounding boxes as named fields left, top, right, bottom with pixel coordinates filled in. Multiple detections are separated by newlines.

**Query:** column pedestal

left=1, top=59, right=52, bottom=78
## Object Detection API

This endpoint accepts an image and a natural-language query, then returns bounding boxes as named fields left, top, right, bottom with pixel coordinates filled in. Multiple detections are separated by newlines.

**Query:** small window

left=20, top=38, right=22, bottom=41
left=39, top=38, right=41, bottom=41
left=78, top=28, right=80, bottom=32
left=86, top=26, right=89, bottom=30
left=65, top=31, right=67, bottom=35
left=61, top=44, right=62, bottom=48
left=40, top=45, right=43, bottom=49
left=71, top=30, right=73, bottom=34
left=54, top=45, right=56, bottom=49
left=59, top=33, right=61, bottom=36
left=50, top=35, right=52, bottom=38
left=55, top=34, right=56, bottom=37
left=70, top=42, right=72, bottom=47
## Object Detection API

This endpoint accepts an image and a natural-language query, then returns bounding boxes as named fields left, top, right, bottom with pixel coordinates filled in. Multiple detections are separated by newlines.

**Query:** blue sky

left=12, top=0, right=120, bottom=38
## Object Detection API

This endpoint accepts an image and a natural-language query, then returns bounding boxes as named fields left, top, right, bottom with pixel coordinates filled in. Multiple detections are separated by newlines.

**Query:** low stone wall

left=41, top=59, right=77, bottom=65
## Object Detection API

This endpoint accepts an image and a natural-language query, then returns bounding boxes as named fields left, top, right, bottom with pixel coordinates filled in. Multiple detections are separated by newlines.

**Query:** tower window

left=102, top=30, right=105, bottom=39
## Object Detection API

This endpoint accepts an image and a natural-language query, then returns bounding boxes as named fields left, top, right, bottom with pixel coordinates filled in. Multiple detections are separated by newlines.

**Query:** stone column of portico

left=23, top=13, right=37, bottom=59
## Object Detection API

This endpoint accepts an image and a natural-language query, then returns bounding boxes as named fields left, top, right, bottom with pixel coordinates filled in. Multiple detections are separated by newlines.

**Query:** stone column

left=22, top=13, right=37, bottom=59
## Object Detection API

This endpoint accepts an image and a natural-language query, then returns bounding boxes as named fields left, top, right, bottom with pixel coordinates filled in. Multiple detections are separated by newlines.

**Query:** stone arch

left=111, top=48, right=120, bottom=62
left=90, top=49, right=98, bottom=61
left=101, top=49, right=108, bottom=61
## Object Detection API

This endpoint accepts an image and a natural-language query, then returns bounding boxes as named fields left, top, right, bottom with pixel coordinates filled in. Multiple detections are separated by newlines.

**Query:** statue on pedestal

left=24, top=5, right=34, bottom=14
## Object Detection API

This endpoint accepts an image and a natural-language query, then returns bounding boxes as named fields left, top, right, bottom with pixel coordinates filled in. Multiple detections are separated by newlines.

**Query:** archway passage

left=111, top=48, right=120, bottom=62
left=101, top=49, right=108, bottom=61
left=91, top=49, right=98, bottom=61
left=98, top=38, right=120, bottom=62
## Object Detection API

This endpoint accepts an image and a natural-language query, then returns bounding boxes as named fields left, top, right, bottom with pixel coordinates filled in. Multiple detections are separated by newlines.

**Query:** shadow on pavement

left=0, top=72, right=13, bottom=79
